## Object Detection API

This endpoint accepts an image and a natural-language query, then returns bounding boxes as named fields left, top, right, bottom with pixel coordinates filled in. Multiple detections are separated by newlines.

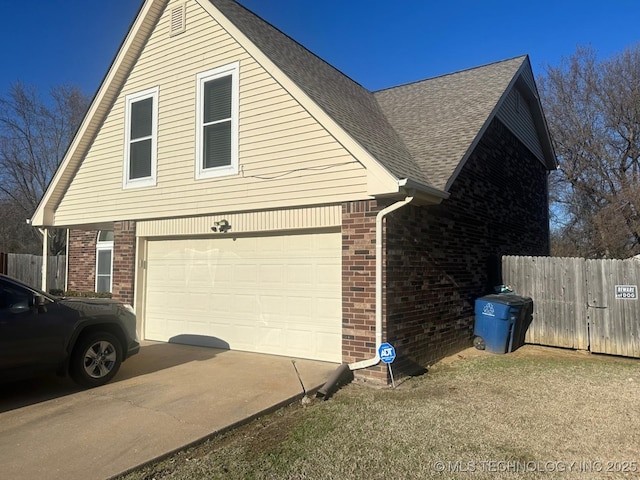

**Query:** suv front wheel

left=70, top=332, right=123, bottom=388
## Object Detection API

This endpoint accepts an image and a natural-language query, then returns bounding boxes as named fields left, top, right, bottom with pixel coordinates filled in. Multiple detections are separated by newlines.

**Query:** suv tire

left=70, top=332, right=123, bottom=388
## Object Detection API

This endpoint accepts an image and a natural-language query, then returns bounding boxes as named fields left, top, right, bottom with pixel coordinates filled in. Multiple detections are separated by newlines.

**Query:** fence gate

left=503, top=256, right=640, bottom=358
left=586, top=259, right=640, bottom=357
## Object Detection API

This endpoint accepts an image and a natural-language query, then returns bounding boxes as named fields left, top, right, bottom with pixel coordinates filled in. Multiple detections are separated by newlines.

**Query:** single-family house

left=31, top=0, right=556, bottom=382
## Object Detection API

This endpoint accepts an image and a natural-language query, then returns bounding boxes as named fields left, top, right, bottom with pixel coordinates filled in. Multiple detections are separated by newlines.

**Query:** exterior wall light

left=211, top=219, right=231, bottom=233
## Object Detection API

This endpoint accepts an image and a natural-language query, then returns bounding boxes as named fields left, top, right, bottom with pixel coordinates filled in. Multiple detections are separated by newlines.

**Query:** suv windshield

left=0, top=274, right=56, bottom=302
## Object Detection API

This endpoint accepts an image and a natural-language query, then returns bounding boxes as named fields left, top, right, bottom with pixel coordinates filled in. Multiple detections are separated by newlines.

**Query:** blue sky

left=1, top=0, right=640, bottom=97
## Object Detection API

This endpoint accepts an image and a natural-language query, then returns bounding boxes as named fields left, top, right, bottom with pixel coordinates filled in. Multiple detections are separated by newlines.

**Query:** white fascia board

left=399, top=178, right=449, bottom=203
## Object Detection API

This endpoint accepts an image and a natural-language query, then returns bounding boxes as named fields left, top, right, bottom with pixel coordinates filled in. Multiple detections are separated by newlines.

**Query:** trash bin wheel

left=473, top=336, right=486, bottom=350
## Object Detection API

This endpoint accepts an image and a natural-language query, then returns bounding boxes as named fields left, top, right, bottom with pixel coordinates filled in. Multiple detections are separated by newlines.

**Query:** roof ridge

left=374, top=55, right=528, bottom=94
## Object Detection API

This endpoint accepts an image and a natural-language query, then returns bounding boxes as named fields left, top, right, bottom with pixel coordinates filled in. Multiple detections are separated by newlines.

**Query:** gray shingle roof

left=374, top=56, right=527, bottom=190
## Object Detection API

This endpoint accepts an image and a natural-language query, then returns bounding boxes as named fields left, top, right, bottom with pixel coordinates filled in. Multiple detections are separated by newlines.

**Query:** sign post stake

left=378, top=342, right=397, bottom=388
left=388, top=363, right=396, bottom=388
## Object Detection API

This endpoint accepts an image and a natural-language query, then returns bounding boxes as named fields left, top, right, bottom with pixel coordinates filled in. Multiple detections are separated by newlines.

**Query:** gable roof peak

left=374, top=54, right=552, bottom=191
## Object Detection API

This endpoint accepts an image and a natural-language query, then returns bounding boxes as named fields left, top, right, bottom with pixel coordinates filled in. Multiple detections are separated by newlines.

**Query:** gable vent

left=170, top=3, right=186, bottom=36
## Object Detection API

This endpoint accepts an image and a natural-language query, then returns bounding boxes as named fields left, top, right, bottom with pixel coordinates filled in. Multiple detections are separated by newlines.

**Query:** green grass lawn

left=116, top=346, right=640, bottom=479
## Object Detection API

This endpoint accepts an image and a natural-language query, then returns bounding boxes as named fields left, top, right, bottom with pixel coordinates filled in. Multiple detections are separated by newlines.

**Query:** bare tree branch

left=0, top=82, right=89, bottom=254
left=541, top=45, right=640, bottom=258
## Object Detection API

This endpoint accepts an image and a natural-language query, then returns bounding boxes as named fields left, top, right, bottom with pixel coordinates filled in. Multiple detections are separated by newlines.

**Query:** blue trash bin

left=474, top=294, right=531, bottom=354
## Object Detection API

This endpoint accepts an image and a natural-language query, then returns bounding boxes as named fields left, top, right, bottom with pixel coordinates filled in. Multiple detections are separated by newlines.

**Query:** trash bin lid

left=478, top=293, right=530, bottom=306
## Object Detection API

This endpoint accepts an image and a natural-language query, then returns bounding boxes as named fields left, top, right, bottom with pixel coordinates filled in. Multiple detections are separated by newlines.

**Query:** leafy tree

left=0, top=83, right=89, bottom=254
left=540, top=45, right=640, bottom=258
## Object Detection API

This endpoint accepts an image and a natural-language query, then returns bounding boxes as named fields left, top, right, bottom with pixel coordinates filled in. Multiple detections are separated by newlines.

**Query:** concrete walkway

left=0, top=342, right=338, bottom=480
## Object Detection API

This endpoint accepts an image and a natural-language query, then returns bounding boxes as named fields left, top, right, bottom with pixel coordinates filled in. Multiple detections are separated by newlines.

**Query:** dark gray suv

left=0, top=274, right=140, bottom=387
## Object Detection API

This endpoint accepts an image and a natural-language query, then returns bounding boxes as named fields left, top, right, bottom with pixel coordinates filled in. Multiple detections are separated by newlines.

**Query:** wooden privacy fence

left=0, top=253, right=66, bottom=292
left=0, top=252, right=7, bottom=276
left=503, top=256, right=640, bottom=358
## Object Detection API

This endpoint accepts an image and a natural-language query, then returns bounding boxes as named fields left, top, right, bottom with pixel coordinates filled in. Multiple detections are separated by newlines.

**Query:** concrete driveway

left=0, top=342, right=338, bottom=480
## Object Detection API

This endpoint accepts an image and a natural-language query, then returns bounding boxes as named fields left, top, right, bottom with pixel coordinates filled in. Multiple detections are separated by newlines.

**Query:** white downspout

left=349, top=194, right=414, bottom=370
left=65, top=229, right=70, bottom=292
left=40, top=228, right=49, bottom=291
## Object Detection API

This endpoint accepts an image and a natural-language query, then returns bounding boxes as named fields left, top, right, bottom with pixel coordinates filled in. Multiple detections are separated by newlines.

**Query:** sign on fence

left=615, top=285, right=638, bottom=300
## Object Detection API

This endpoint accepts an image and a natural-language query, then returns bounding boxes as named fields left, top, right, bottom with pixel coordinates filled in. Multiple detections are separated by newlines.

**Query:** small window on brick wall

left=96, top=231, right=114, bottom=293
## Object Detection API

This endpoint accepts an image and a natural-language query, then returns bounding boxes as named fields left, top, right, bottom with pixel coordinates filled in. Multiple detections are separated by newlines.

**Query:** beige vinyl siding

left=496, top=87, right=544, bottom=162
left=54, top=0, right=367, bottom=226
left=137, top=204, right=342, bottom=237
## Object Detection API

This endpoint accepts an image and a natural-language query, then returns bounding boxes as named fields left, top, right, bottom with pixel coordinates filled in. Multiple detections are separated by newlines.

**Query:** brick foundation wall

left=112, top=221, right=136, bottom=304
left=385, top=119, right=550, bottom=373
left=67, top=222, right=137, bottom=303
left=341, top=200, right=387, bottom=382
left=68, top=230, right=98, bottom=292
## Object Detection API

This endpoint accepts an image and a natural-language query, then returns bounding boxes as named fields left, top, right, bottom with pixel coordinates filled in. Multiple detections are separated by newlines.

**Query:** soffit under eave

left=30, top=0, right=167, bottom=227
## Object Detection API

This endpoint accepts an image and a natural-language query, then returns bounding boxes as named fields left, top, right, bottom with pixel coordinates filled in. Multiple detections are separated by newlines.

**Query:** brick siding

left=67, top=221, right=137, bottom=303
left=112, top=221, right=136, bottom=304
left=342, top=119, right=550, bottom=383
left=341, top=200, right=387, bottom=382
left=67, top=230, right=98, bottom=292
left=385, top=118, right=550, bottom=374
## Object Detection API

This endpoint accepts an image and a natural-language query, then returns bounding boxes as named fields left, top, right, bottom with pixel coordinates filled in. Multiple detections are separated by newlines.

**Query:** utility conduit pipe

left=349, top=193, right=414, bottom=371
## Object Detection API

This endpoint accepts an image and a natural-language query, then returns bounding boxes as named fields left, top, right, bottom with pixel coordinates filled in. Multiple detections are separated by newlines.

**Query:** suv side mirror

left=34, top=295, right=48, bottom=313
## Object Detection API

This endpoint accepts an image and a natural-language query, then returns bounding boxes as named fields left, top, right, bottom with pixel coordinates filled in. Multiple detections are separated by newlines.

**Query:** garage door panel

left=260, top=235, right=283, bottom=252
left=317, top=295, right=342, bottom=314
left=257, top=293, right=285, bottom=313
left=286, top=329, right=312, bottom=348
left=258, top=265, right=283, bottom=283
left=145, top=232, right=341, bottom=362
left=317, top=263, right=341, bottom=284
left=287, top=264, right=313, bottom=285
left=286, top=296, right=315, bottom=317
left=232, top=324, right=258, bottom=349
left=317, top=332, right=340, bottom=353
left=234, top=294, right=259, bottom=314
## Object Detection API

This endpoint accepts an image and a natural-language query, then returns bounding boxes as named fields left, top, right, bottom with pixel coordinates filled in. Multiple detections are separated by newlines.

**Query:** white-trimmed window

left=195, top=62, right=239, bottom=179
left=96, top=231, right=114, bottom=293
left=124, top=87, right=159, bottom=188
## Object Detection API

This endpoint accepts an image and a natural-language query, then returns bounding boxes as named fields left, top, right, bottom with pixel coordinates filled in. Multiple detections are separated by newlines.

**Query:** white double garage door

left=143, top=230, right=342, bottom=362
